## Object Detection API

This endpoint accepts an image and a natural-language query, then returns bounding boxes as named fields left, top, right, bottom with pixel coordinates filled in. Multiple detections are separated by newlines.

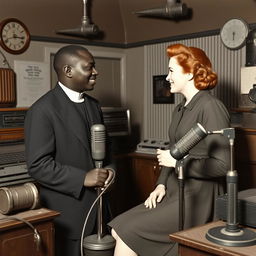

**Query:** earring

left=187, top=73, right=194, bottom=81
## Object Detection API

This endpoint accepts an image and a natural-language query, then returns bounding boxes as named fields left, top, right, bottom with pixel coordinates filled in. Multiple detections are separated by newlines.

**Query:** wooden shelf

left=0, top=127, right=24, bottom=141
left=230, top=107, right=256, bottom=113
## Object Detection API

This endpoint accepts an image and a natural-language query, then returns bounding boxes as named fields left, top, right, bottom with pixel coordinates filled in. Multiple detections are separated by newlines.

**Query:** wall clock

left=220, top=18, right=249, bottom=50
left=0, top=18, right=31, bottom=54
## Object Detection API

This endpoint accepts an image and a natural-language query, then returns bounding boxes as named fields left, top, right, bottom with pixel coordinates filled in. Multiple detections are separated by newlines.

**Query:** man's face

left=68, top=51, right=98, bottom=92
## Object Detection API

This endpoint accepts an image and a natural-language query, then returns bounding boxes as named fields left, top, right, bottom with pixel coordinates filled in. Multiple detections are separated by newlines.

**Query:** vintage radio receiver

left=0, top=108, right=28, bottom=129
left=102, top=107, right=130, bottom=137
left=0, top=68, right=16, bottom=107
left=216, top=189, right=256, bottom=228
left=0, top=142, right=33, bottom=187
left=136, top=139, right=169, bottom=155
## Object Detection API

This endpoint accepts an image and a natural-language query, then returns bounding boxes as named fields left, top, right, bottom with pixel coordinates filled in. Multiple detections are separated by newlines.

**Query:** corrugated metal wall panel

left=144, top=35, right=245, bottom=140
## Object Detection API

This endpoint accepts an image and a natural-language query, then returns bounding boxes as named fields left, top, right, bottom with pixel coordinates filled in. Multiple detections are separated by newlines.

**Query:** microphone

left=134, top=4, right=188, bottom=19
left=91, top=124, right=106, bottom=168
left=83, top=124, right=116, bottom=254
left=134, top=0, right=189, bottom=19
left=170, top=123, right=207, bottom=160
left=170, top=123, right=207, bottom=231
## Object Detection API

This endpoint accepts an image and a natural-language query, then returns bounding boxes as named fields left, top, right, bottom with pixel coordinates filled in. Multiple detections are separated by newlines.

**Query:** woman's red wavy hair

left=166, top=44, right=217, bottom=90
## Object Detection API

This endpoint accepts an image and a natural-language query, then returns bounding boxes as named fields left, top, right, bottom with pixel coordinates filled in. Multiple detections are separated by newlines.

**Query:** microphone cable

left=0, top=215, right=41, bottom=251
left=80, top=169, right=116, bottom=256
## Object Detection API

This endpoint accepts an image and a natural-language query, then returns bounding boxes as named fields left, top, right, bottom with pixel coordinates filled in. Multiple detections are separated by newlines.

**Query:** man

left=25, top=45, right=115, bottom=256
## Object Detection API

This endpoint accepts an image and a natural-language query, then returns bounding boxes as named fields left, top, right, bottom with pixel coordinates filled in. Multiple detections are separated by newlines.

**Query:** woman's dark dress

left=108, top=91, right=230, bottom=256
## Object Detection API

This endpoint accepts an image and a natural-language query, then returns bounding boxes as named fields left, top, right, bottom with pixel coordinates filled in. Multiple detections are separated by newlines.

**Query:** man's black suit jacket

left=25, top=84, right=113, bottom=239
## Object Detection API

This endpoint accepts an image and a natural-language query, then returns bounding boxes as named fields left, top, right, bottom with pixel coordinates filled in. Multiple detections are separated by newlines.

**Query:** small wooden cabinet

left=234, top=127, right=256, bottom=191
left=109, top=152, right=161, bottom=216
left=231, top=109, right=256, bottom=191
left=129, top=152, right=161, bottom=203
left=0, top=208, right=59, bottom=256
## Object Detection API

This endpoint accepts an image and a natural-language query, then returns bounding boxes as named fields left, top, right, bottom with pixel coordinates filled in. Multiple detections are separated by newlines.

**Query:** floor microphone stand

left=97, top=187, right=103, bottom=239
left=206, top=128, right=256, bottom=246
left=83, top=161, right=116, bottom=256
left=177, top=158, right=185, bottom=231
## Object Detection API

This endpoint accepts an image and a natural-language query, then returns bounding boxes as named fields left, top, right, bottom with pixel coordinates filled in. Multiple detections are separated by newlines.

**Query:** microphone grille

left=176, top=127, right=202, bottom=153
left=91, top=124, right=106, bottom=161
left=176, top=123, right=206, bottom=150
left=91, top=127, right=106, bottom=142
left=170, top=123, right=207, bottom=160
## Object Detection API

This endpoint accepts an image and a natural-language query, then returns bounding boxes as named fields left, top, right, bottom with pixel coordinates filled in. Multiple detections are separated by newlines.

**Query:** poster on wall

left=14, top=60, right=50, bottom=107
left=153, top=75, right=174, bottom=104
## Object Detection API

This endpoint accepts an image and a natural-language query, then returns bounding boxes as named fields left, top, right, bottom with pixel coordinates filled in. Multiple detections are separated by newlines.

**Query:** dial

left=0, top=18, right=30, bottom=54
left=220, top=18, right=249, bottom=50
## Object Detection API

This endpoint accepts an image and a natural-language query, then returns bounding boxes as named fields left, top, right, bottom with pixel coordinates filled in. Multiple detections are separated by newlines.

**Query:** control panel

left=136, top=139, right=169, bottom=155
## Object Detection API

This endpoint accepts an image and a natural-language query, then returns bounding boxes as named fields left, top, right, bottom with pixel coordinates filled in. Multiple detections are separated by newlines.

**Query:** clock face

left=0, top=18, right=30, bottom=54
left=220, top=18, right=249, bottom=50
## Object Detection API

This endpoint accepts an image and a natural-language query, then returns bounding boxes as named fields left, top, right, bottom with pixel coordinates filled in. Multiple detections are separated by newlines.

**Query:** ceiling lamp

left=56, top=0, right=100, bottom=38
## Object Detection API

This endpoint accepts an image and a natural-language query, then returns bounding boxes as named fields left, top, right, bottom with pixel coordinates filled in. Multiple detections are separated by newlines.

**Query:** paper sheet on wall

left=14, top=60, right=50, bottom=107
left=241, top=66, right=256, bottom=94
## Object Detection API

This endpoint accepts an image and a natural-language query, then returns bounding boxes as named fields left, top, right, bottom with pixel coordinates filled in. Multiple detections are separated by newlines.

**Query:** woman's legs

left=111, top=229, right=138, bottom=256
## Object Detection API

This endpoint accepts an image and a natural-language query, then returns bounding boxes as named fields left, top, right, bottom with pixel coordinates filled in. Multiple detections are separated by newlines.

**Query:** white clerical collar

left=59, top=82, right=85, bottom=103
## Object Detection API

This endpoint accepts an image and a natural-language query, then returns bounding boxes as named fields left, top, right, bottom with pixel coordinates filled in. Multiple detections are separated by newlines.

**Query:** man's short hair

left=53, top=45, right=89, bottom=74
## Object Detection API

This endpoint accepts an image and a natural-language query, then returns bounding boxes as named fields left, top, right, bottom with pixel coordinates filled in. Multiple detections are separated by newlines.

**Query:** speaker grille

left=101, top=107, right=130, bottom=136
left=0, top=68, right=16, bottom=107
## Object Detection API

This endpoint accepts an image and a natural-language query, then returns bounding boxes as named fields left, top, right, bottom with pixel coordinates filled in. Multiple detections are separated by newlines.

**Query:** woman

left=108, top=43, right=230, bottom=256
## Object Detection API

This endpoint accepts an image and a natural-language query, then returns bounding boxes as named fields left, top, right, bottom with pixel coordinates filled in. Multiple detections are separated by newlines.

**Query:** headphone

left=0, top=216, right=41, bottom=251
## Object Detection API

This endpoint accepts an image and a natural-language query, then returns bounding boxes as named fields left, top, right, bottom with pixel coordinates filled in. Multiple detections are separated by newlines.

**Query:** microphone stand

left=83, top=161, right=116, bottom=256
left=94, top=161, right=104, bottom=240
left=206, top=128, right=256, bottom=246
left=177, top=159, right=185, bottom=231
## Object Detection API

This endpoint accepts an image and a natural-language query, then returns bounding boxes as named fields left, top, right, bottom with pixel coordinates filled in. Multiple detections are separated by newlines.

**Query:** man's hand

left=144, top=184, right=166, bottom=209
left=84, top=168, right=111, bottom=187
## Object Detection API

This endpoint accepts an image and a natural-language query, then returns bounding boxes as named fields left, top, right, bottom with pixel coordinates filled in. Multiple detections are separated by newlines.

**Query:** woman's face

left=166, top=57, right=190, bottom=94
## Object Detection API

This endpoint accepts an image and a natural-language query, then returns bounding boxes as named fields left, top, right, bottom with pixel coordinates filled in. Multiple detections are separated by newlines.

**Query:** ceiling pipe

left=56, top=0, right=100, bottom=38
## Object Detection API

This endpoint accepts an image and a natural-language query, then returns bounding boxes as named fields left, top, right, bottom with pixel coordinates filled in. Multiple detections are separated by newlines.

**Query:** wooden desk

left=0, top=208, right=60, bottom=256
left=170, top=221, right=256, bottom=256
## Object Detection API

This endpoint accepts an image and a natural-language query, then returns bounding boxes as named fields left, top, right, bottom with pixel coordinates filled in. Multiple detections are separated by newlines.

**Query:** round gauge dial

left=220, top=18, right=249, bottom=50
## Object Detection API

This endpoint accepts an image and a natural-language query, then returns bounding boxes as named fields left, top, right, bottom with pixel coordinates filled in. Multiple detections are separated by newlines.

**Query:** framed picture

left=153, top=75, right=174, bottom=104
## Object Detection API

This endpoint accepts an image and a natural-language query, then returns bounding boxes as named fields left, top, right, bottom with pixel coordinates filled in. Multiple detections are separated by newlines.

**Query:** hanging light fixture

left=56, top=0, right=100, bottom=38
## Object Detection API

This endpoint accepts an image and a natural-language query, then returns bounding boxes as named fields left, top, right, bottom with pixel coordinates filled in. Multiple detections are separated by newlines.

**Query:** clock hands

left=5, top=33, right=25, bottom=40
left=3, top=33, right=25, bottom=50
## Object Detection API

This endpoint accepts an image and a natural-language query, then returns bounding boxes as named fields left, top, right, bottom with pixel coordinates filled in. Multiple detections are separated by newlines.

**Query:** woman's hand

left=157, top=149, right=176, bottom=168
left=144, top=184, right=166, bottom=209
